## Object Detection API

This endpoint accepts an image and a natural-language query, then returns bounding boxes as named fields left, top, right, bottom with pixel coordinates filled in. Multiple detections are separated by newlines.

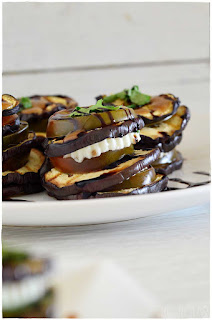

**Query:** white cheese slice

left=64, top=132, right=141, bottom=163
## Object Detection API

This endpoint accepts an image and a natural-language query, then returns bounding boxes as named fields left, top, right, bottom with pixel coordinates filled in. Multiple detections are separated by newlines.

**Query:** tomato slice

left=2, top=114, right=18, bottom=127
left=50, top=146, right=134, bottom=174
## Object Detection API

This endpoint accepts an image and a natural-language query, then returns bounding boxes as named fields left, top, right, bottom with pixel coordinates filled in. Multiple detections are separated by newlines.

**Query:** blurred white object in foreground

left=54, top=260, right=161, bottom=318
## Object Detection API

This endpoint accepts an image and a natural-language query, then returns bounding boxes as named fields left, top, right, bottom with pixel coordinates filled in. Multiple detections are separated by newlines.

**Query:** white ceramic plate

left=2, top=112, right=210, bottom=226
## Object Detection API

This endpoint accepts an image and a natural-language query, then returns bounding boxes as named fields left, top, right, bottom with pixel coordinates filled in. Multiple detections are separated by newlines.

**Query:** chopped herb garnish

left=20, top=97, right=32, bottom=110
left=128, top=85, right=151, bottom=105
left=69, top=99, right=121, bottom=117
left=103, top=85, right=151, bottom=106
left=103, top=90, right=127, bottom=103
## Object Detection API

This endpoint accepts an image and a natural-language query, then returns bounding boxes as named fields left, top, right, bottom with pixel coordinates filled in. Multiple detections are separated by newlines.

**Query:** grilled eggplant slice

left=3, top=183, right=43, bottom=199
left=45, top=118, right=143, bottom=157
left=2, top=133, right=36, bottom=171
left=93, top=174, right=168, bottom=198
left=3, top=121, right=29, bottom=150
left=135, top=105, right=190, bottom=152
left=46, top=106, right=137, bottom=138
left=2, top=116, right=20, bottom=136
left=52, top=173, right=168, bottom=200
left=42, top=148, right=160, bottom=198
left=30, top=132, right=47, bottom=151
left=132, top=94, right=180, bottom=124
left=19, top=95, right=78, bottom=132
left=104, top=165, right=156, bottom=191
left=97, top=88, right=180, bottom=124
left=3, top=148, right=45, bottom=186
left=2, top=94, right=20, bottom=116
left=153, top=150, right=183, bottom=175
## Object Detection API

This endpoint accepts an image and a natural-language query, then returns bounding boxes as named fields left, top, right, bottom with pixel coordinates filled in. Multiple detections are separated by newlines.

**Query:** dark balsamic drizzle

left=164, top=171, right=211, bottom=191
left=193, top=171, right=211, bottom=177
left=94, top=114, right=107, bottom=127
left=168, top=177, right=210, bottom=188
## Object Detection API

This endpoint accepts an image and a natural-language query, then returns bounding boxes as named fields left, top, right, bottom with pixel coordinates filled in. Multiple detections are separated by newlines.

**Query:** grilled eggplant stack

left=2, top=94, right=45, bottom=199
left=2, top=247, right=54, bottom=318
left=97, top=86, right=190, bottom=174
left=42, top=99, right=168, bottom=199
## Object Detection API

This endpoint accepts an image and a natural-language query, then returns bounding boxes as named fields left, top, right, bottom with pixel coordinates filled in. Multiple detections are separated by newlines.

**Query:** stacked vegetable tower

left=2, top=246, right=54, bottom=318
left=2, top=94, right=45, bottom=199
left=97, top=85, right=190, bottom=175
left=41, top=99, right=168, bottom=199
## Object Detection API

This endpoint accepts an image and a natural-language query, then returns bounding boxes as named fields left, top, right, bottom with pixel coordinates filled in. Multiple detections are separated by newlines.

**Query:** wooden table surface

left=2, top=3, right=210, bottom=318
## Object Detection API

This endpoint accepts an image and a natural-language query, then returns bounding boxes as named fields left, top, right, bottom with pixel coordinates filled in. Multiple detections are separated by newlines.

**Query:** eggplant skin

left=138, top=94, right=180, bottom=124
left=2, top=134, right=36, bottom=163
left=52, top=174, right=168, bottom=200
left=3, top=149, right=45, bottom=186
left=154, top=151, right=183, bottom=175
left=93, top=174, right=168, bottom=198
left=45, top=117, right=144, bottom=157
left=136, top=133, right=182, bottom=153
left=2, top=183, right=43, bottom=199
left=31, top=133, right=46, bottom=151
left=2, top=104, right=20, bottom=117
left=136, top=105, right=190, bottom=152
left=41, top=148, right=160, bottom=197
left=2, top=117, right=20, bottom=136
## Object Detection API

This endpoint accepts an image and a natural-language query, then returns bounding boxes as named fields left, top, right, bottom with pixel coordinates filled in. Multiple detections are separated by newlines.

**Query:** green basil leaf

left=103, top=86, right=150, bottom=106
left=127, top=104, right=137, bottom=109
left=20, top=97, right=32, bottom=110
left=128, top=85, right=151, bottom=105
left=69, top=99, right=121, bottom=117
left=103, top=90, right=127, bottom=103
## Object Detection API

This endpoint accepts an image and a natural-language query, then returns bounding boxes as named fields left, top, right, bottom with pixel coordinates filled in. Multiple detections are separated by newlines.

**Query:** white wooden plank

left=2, top=63, right=209, bottom=111
left=3, top=2, right=209, bottom=72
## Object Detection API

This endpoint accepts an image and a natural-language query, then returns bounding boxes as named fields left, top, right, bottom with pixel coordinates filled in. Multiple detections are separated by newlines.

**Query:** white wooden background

left=2, top=2, right=210, bottom=318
